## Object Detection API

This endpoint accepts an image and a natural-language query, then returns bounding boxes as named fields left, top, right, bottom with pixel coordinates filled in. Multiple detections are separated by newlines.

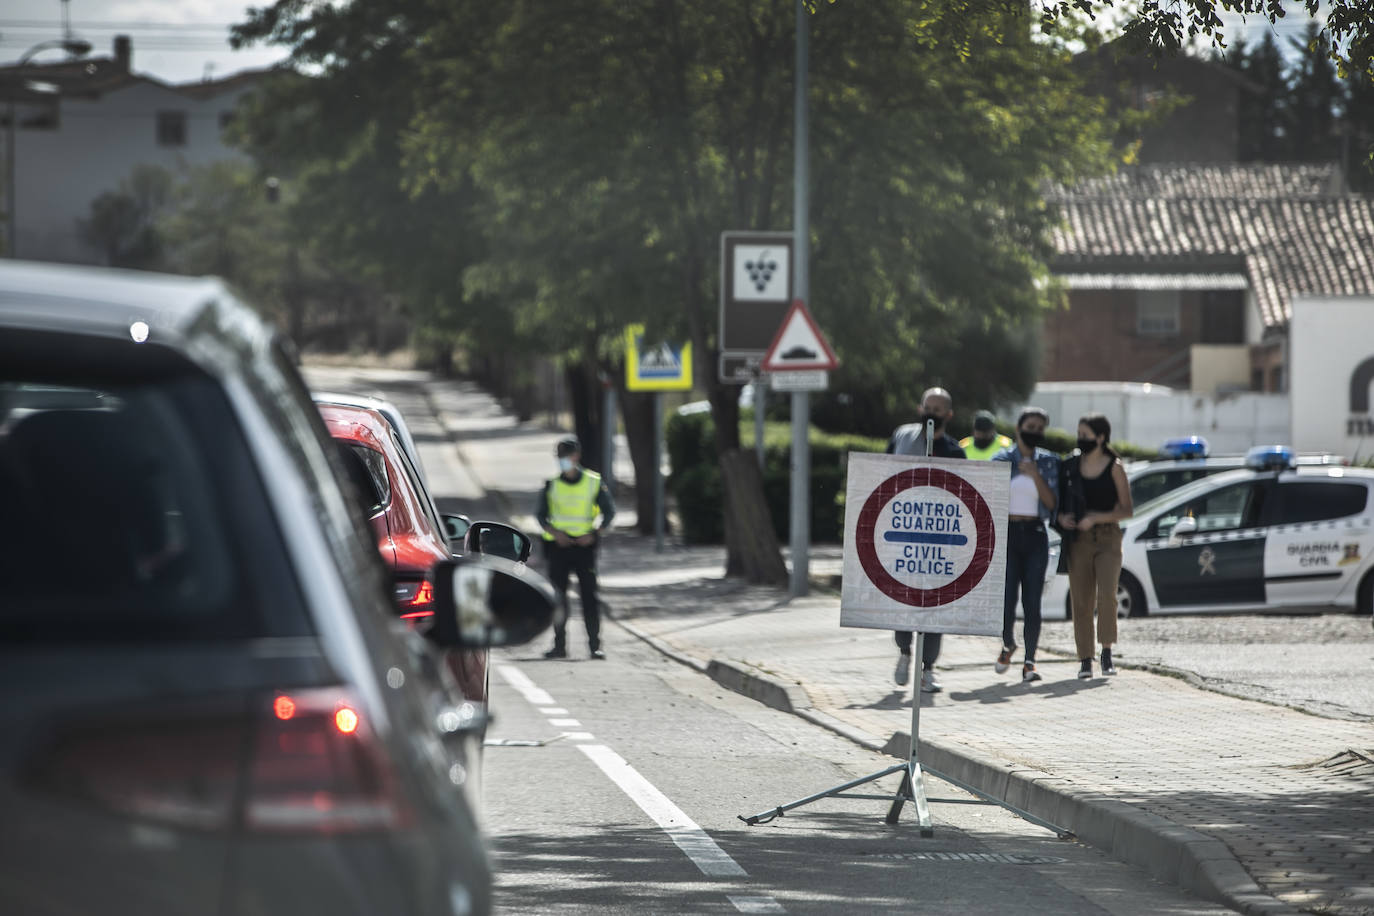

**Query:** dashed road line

left=579, top=743, right=748, bottom=878
left=548, top=717, right=582, bottom=727
left=497, top=664, right=555, bottom=706
left=728, top=897, right=786, bottom=914
left=538, top=707, right=569, bottom=714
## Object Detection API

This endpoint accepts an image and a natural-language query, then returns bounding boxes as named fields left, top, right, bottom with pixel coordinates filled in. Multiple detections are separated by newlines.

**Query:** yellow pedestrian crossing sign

left=625, top=324, right=693, bottom=392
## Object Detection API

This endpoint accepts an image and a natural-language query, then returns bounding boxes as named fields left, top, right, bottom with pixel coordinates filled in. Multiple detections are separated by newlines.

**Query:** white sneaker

left=921, top=669, right=942, bottom=693
left=894, top=654, right=912, bottom=686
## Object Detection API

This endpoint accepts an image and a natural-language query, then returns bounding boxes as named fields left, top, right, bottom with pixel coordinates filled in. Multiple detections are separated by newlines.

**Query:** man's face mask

left=558, top=457, right=575, bottom=473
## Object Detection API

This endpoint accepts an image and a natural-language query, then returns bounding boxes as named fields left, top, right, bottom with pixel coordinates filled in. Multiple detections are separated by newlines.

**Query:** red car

left=319, top=403, right=490, bottom=709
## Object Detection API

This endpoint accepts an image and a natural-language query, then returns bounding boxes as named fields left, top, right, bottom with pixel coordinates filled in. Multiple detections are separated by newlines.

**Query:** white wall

left=14, top=77, right=254, bottom=263
left=1290, top=295, right=1374, bottom=459
left=1009, top=381, right=1291, bottom=454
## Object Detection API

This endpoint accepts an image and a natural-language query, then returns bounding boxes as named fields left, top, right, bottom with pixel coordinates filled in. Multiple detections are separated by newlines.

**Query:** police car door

left=1143, top=479, right=1272, bottom=609
left=1262, top=477, right=1374, bottom=608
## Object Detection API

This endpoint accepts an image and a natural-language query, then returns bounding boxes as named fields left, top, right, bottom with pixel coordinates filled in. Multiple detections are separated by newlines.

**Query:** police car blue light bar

left=1160, top=436, right=1209, bottom=459
left=1245, top=445, right=1295, bottom=471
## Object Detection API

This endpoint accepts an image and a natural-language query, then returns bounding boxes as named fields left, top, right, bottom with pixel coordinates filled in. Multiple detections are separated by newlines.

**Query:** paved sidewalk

left=422, top=376, right=1374, bottom=916
left=596, top=536, right=1374, bottom=916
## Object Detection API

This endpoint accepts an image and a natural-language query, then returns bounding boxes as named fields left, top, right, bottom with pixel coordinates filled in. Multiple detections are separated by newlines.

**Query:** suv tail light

left=395, top=578, right=435, bottom=619
left=30, top=688, right=412, bottom=834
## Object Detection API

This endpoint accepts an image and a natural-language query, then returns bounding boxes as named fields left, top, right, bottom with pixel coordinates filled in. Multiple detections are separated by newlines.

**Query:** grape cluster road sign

left=719, top=231, right=794, bottom=384
left=841, top=453, right=1006, bottom=635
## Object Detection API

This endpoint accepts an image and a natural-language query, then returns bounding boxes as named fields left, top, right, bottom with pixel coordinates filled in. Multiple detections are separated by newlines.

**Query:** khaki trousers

left=1067, top=523, right=1122, bottom=659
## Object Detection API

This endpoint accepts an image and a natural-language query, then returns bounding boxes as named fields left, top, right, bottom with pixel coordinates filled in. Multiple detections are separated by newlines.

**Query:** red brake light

left=334, top=706, right=360, bottom=734
left=30, top=689, right=410, bottom=834
left=397, top=578, right=435, bottom=619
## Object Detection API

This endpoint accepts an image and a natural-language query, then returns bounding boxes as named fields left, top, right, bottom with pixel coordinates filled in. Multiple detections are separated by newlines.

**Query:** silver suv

left=0, top=261, right=552, bottom=916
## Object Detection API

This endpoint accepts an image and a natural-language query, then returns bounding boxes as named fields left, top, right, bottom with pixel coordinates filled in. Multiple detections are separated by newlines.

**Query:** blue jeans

left=1002, top=520, right=1049, bottom=662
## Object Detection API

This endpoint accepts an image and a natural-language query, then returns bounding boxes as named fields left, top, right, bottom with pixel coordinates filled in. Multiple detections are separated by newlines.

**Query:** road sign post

left=719, top=232, right=794, bottom=384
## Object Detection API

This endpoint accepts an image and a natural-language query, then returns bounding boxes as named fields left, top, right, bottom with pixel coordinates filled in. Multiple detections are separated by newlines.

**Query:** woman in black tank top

left=1058, top=413, right=1134, bottom=680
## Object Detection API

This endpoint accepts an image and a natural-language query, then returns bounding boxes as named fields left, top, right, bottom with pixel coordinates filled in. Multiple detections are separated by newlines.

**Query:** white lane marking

left=729, top=897, right=786, bottom=914
left=539, top=707, right=569, bottom=715
left=563, top=732, right=596, bottom=741
left=579, top=744, right=747, bottom=878
left=549, top=718, right=582, bottom=728
left=497, top=665, right=555, bottom=706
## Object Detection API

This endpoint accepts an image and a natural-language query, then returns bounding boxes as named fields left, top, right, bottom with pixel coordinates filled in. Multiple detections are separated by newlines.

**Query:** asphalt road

left=301, top=364, right=1234, bottom=914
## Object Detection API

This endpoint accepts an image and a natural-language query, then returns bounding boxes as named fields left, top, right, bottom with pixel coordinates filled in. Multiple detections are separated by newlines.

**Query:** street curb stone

left=612, top=608, right=1299, bottom=916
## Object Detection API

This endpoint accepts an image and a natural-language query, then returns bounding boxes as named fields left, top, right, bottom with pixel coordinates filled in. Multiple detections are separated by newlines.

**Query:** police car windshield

left=1130, top=468, right=1260, bottom=521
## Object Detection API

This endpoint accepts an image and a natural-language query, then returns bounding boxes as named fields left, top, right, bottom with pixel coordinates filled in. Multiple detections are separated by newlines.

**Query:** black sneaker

left=543, top=646, right=568, bottom=659
left=590, top=649, right=606, bottom=660
left=1077, top=658, right=1092, bottom=679
left=1101, top=648, right=1116, bottom=676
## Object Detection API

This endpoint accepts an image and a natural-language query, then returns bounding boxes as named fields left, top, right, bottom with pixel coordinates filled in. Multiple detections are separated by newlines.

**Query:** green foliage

left=78, top=165, right=174, bottom=269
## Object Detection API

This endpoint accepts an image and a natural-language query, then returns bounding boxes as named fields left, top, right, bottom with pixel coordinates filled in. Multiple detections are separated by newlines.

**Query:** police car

left=1043, top=446, right=1374, bottom=619
left=1125, top=436, right=1344, bottom=508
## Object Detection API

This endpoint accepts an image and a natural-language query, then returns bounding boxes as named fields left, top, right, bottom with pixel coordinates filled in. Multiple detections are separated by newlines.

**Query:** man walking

left=537, top=436, right=616, bottom=660
left=887, top=387, right=966, bottom=692
left=959, top=410, right=1012, bottom=461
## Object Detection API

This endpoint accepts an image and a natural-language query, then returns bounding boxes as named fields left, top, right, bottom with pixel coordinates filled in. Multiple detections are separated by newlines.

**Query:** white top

left=1008, top=472, right=1040, bottom=516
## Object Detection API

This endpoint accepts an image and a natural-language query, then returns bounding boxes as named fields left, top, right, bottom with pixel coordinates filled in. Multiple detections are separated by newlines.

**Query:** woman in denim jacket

left=992, top=408, right=1060, bottom=682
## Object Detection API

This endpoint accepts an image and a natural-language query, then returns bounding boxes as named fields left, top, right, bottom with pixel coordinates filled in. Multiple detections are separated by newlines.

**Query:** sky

left=0, top=0, right=1329, bottom=85
left=1, top=0, right=287, bottom=84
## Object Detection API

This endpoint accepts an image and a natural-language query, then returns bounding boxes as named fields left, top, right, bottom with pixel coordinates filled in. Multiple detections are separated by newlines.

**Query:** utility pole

left=789, top=0, right=810, bottom=598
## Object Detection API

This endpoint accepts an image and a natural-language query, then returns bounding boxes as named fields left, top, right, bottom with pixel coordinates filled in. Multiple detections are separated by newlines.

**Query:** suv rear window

left=0, top=367, right=312, bottom=642
left=1270, top=482, right=1369, bottom=526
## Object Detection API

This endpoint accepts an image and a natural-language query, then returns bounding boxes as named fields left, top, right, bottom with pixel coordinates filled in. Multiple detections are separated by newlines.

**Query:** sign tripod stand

left=739, top=420, right=936, bottom=836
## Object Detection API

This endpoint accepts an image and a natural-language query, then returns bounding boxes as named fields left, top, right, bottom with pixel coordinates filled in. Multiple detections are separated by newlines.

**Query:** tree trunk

left=618, top=384, right=658, bottom=536
left=718, top=449, right=788, bottom=585
left=709, top=376, right=786, bottom=584
left=564, top=358, right=603, bottom=472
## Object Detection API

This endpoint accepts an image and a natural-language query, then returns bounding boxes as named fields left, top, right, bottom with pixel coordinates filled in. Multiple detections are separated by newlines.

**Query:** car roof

left=1129, top=464, right=1374, bottom=522
left=0, top=260, right=245, bottom=346
left=318, top=403, right=393, bottom=453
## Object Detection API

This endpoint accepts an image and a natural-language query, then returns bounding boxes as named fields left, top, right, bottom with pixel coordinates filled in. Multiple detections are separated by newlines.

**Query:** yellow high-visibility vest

left=959, top=434, right=1012, bottom=461
left=543, top=470, right=602, bottom=539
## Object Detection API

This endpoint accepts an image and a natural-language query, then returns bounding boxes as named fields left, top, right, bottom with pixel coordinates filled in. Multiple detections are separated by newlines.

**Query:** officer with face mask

left=959, top=410, right=1012, bottom=461
left=536, top=436, right=617, bottom=659
left=886, top=387, right=965, bottom=692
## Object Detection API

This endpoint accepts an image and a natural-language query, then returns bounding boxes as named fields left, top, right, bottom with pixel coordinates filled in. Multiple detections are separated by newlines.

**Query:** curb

left=609, top=610, right=1298, bottom=916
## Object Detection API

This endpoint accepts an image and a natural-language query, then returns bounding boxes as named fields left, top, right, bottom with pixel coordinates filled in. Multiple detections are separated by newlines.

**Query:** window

left=1148, top=482, right=1268, bottom=539
left=156, top=110, right=187, bottom=147
left=1131, top=468, right=1223, bottom=508
left=1136, top=290, right=1181, bottom=337
left=0, top=371, right=311, bottom=641
left=336, top=443, right=390, bottom=517
left=1270, top=482, right=1368, bottom=526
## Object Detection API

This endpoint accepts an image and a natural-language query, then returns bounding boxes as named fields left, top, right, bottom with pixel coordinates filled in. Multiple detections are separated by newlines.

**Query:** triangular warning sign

left=761, top=299, right=839, bottom=372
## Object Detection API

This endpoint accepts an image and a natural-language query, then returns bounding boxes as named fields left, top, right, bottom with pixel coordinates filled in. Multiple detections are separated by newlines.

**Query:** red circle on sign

left=855, top=467, right=996, bottom=607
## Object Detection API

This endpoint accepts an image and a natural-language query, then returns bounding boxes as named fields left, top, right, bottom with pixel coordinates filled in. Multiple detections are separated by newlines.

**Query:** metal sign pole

left=788, top=0, right=810, bottom=599
left=754, top=382, right=766, bottom=471
left=653, top=392, right=665, bottom=553
left=602, top=383, right=617, bottom=496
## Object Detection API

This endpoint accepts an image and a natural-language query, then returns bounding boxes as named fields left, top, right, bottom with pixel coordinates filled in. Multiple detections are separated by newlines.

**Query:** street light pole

left=4, top=38, right=91, bottom=258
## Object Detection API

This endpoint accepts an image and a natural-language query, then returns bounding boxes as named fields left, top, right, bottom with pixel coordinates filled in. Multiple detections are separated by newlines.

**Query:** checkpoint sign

left=840, top=453, right=1006, bottom=635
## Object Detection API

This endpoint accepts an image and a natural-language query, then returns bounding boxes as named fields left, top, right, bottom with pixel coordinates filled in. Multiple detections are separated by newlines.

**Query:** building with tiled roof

left=1, top=36, right=270, bottom=263
left=1043, top=162, right=1374, bottom=394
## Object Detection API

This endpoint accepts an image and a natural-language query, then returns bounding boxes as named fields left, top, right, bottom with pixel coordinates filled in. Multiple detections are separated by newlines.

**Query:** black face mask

left=1020, top=431, right=1045, bottom=451
left=919, top=411, right=946, bottom=431
left=1077, top=437, right=1099, bottom=454
left=973, top=434, right=995, bottom=448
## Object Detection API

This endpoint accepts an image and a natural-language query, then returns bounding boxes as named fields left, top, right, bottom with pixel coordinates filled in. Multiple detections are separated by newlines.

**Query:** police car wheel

left=1119, top=572, right=1147, bottom=618
left=1358, top=570, right=1374, bottom=617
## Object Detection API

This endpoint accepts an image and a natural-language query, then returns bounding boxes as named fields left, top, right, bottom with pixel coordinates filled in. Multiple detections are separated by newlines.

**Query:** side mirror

left=1168, top=515, right=1198, bottom=546
left=430, top=555, right=556, bottom=648
left=443, top=514, right=472, bottom=543
left=463, top=520, right=532, bottom=563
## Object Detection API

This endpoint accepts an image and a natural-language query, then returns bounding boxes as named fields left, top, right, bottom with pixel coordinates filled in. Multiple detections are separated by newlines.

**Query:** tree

left=78, top=164, right=173, bottom=269
left=1289, top=22, right=1343, bottom=161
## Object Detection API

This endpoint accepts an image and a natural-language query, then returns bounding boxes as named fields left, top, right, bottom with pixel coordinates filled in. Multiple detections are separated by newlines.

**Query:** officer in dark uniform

left=537, top=436, right=616, bottom=659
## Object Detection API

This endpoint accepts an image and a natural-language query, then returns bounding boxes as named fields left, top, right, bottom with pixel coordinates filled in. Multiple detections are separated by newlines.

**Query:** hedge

left=667, top=410, right=1159, bottom=545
